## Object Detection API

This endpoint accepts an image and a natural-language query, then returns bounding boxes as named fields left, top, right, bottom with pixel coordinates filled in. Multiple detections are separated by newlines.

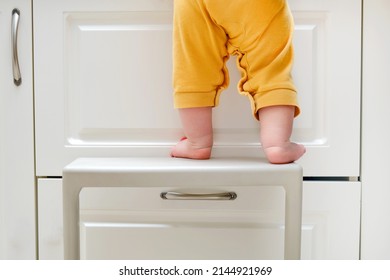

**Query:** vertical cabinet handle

left=11, top=8, right=22, bottom=86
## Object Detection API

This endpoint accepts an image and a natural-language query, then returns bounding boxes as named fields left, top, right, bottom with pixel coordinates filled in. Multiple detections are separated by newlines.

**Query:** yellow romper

left=173, top=0, right=300, bottom=120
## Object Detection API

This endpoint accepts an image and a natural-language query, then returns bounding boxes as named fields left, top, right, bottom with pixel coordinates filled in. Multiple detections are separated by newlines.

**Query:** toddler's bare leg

left=171, top=107, right=213, bottom=159
left=258, top=106, right=306, bottom=164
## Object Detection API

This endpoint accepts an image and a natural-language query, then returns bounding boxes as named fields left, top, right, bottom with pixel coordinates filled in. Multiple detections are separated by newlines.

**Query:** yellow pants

left=173, top=0, right=300, bottom=120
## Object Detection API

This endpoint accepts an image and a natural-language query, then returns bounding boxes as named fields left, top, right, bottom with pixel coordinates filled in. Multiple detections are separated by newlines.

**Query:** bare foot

left=170, top=137, right=212, bottom=160
left=263, top=142, right=306, bottom=164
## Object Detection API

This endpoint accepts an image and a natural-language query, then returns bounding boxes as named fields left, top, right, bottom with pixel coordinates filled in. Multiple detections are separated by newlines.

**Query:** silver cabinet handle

left=12, top=8, right=22, bottom=86
left=161, top=191, right=237, bottom=200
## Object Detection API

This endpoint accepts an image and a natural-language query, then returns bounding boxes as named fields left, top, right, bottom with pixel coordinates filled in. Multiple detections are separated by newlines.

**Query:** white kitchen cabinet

left=33, top=0, right=361, bottom=177
left=3, top=0, right=385, bottom=261
left=37, top=179, right=361, bottom=260
left=33, top=0, right=362, bottom=260
left=0, top=0, right=35, bottom=259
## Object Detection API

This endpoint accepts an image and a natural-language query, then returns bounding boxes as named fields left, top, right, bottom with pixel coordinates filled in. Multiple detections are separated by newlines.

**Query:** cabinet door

left=37, top=180, right=360, bottom=260
left=34, top=0, right=361, bottom=177
left=0, top=0, right=35, bottom=259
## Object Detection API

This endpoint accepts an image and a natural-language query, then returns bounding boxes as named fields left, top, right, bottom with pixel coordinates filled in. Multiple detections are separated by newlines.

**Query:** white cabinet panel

left=64, top=11, right=174, bottom=145
left=37, top=179, right=64, bottom=260
left=37, top=180, right=360, bottom=260
left=361, top=0, right=390, bottom=259
left=34, top=0, right=361, bottom=177
left=0, top=0, right=35, bottom=259
left=79, top=186, right=286, bottom=260
left=301, top=182, right=361, bottom=259
left=34, top=0, right=175, bottom=177
left=289, top=0, right=361, bottom=176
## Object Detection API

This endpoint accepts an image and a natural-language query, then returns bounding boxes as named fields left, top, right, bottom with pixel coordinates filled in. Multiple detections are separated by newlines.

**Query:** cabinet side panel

left=361, top=0, right=390, bottom=260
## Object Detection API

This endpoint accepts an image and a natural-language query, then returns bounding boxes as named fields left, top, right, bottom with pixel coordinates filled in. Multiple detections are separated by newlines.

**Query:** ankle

left=185, top=135, right=213, bottom=150
left=171, top=137, right=212, bottom=160
left=262, top=142, right=306, bottom=164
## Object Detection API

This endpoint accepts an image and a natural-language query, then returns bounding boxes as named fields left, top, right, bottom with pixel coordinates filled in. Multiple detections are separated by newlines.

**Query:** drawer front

left=79, top=186, right=286, bottom=260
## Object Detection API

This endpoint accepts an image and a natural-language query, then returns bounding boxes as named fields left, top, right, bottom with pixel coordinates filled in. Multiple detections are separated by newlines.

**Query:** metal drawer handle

left=12, top=8, right=22, bottom=86
left=160, top=191, right=237, bottom=201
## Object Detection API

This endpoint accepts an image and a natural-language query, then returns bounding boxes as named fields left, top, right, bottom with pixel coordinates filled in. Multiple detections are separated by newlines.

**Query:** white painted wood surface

left=0, top=0, right=35, bottom=259
left=33, top=0, right=361, bottom=177
left=361, top=0, right=390, bottom=260
left=38, top=179, right=360, bottom=260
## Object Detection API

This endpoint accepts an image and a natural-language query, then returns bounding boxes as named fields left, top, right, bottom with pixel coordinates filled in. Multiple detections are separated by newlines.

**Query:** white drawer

left=79, top=185, right=286, bottom=260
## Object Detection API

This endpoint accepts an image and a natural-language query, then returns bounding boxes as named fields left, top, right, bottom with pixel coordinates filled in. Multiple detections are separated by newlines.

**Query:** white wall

left=361, top=0, right=390, bottom=259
